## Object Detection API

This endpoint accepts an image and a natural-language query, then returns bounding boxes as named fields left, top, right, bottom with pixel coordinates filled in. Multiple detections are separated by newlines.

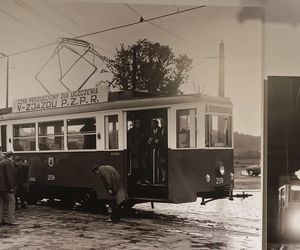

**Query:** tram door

left=127, top=108, right=168, bottom=198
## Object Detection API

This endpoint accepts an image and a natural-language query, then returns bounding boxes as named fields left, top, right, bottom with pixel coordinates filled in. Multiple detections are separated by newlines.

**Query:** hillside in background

left=234, top=132, right=261, bottom=158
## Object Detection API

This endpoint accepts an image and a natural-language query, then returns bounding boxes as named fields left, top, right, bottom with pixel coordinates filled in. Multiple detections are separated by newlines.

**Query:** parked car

left=246, top=164, right=261, bottom=176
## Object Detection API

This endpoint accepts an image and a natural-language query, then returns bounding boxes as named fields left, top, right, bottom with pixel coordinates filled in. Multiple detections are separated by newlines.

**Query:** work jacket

left=0, top=158, right=16, bottom=192
left=97, top=165, right=127, bottom=205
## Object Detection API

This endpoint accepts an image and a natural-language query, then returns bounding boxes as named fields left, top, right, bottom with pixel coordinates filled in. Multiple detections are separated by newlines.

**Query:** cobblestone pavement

left=0, top=191, right=261, bottom=250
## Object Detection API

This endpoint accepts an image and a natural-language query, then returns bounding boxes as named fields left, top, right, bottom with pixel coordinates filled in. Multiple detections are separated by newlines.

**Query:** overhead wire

left=43, top=0, right=86, bottom=32
left=125, top=4, right=189, bottom=42
left=43, top=1, right=116, bottom=56
left=14, top=0, right=75, bottom=37
left=0, top=23, right=32, bottom=41
left=74, top=5, right=206, bottom=39
left=0, top=6, right=51, bottom=39
left=8, top=5, right=206, bottom=57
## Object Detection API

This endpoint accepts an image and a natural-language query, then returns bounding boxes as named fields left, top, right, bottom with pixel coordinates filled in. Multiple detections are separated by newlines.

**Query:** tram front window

left=38, top=121, right=64, bottom=150
left=13, top=123, right=36, bottom=151
left=205, top=115, right=232, bottom=147
left=67, top=118, right=96, bottom=150
left=176, top=109, right=196, bottom=148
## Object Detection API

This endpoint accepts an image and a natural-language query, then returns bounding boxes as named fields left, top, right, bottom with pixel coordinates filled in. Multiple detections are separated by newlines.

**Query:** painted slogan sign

left=12, top=86, right=109, bottom=113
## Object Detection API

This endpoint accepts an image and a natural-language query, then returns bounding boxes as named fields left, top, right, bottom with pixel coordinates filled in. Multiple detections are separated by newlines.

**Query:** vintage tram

left=0, top=86, right=234, bottom=206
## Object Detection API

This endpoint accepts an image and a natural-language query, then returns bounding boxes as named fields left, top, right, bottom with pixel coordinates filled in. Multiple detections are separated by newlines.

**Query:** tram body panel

left=21, top=151, right=126, bottom=201
left=169, top=148, right=233, bottom=203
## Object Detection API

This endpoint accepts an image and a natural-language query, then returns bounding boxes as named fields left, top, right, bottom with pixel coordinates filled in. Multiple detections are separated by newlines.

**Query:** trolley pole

left=0, top=52, right=9, bottom=108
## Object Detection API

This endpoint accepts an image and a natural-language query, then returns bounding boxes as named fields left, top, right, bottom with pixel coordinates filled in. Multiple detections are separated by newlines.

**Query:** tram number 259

left=47, top=175, right=55, bottom=181
left=216, top=177, right=224, bottom=184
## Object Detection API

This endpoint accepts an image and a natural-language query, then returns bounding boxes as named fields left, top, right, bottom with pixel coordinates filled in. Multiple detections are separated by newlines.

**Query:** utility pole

left=204, top=40, right=226, bottom=97
left=218, top=40, right=225, bottom=97
left=0, top=52, right=9, bottom=108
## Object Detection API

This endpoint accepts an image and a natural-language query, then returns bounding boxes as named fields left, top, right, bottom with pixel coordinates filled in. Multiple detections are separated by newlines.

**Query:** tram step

left=128, top=183, right=168, bottom=199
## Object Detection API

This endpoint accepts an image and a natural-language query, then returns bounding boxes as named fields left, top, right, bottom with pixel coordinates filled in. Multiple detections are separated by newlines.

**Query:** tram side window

left=176, top=109, right=196, bottom=148
left=67, top=118, right=96, bottom=150
left=13, top=123, right=36, bottom=151
left=1, top=125, right=7, bottom=152
left=205, top=115, right=232, bottom=147
left=38, top=121, right=64, bottom=150
left=104, top=115, right=119, bottom=150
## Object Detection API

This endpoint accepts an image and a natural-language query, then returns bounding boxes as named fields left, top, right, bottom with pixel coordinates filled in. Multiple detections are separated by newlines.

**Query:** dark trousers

left=110, top=199, right=127, bottom=222
left=0, top=192, right=15, bottom=224
left=16, top=184, right=28, bottom=208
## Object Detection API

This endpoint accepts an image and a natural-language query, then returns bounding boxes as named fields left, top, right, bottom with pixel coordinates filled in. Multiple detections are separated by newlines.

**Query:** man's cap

left=14, top=156, right=22, bottom=162
left=4, top=151, right=13, bottom=158
left=92, top=164, right=100, bottom=172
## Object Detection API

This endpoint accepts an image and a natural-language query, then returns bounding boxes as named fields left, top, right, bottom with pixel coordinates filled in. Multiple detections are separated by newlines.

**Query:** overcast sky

left=0, top=0, right=262, bottom=136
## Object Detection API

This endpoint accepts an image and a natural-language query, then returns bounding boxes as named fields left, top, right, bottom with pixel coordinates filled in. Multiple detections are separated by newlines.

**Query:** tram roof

left=0, top=93, right=232, bottom=121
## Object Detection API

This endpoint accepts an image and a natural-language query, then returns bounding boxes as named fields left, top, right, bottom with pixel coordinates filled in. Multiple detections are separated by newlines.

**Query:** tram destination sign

left=12, top=86, right=109, bottom=113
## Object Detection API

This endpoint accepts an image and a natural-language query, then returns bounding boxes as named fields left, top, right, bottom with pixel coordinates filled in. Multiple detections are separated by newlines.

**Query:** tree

left=106, top=39, right=192, bottom=96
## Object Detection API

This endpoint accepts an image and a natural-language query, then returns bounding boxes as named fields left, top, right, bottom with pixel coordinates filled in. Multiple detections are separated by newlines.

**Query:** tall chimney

left=218, top=40, right=225, bottom=97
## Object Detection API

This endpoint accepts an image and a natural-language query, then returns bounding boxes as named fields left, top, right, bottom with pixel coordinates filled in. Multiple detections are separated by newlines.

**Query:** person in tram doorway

left=92, top=164, right=128, bottom=222
left=0, top=151, right=17, bottom=226
left=127, top=118, right=147, bottom=184
left=148, top=119, right=162, bottom=146
left=147, top=119, right=162, bottom=182
left=158, top=118, right=168, bottom=183
left=15, top=157, right=29, bottom=209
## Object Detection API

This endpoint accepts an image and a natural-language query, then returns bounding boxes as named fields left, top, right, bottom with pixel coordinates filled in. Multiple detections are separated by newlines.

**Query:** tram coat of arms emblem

left=48, top=157, right=54, bottom=167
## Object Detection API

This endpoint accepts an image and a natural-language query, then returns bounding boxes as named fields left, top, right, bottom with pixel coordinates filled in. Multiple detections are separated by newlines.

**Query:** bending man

left=92, top=165, right=128, bottom=222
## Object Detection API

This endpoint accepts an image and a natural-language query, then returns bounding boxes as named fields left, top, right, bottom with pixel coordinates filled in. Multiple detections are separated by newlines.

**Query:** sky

left=264, top=0, right=300, bottom=77
left=0, top=0, right=262, bottom=136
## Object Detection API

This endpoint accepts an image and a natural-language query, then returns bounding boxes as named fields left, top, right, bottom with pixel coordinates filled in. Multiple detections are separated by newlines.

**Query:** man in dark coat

left=147, top=119, right=162, bottom=148
left=0, top=151, right=17, bottom=226
left=127, top=119, right=146, bottom=183
left=147, top=119, right=162, bottom=183
left=92, top=164, right=128, bottom=222
left=0, top=153, right=5, bottom=225
left=15, top=157, right=29, bottom=209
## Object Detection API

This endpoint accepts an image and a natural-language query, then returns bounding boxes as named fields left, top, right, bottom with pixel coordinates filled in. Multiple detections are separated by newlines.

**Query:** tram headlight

left=206, top=174, right=211, bottom=183
left=219, top=165, right=225, bottom=176
left=286, top=209, right=300, bottom=236
left=216, top=161, right=225, bottom=176
left=230, top=172, right=234, bottom=181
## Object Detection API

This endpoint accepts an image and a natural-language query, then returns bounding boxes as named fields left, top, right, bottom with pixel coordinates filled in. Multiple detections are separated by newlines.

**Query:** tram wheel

left=26, top=197, right=40, bottom=205
left=122, top=200, right=136, bottom=213
left=248, top=170, right=254, bottom=176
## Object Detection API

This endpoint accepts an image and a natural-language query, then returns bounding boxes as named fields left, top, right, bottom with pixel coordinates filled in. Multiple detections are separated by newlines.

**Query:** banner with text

left=12, top=86, right=109, bottom=113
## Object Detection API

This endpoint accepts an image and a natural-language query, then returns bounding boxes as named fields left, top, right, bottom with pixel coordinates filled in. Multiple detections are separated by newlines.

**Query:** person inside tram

left=158, top=118, right=168, bottom=183
left=146, top=119, right=162, bottom=182
left=128, top=118, right=148, bottom=184
left=80, top=119, right=96, bottom=149
left=147, top=119, right=161, bottom=147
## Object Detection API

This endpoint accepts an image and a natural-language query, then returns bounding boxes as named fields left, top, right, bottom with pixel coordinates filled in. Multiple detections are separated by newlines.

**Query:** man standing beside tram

left=0, top=151, right=17, bottom=226
left=15, top=157, right=29, bottom=209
